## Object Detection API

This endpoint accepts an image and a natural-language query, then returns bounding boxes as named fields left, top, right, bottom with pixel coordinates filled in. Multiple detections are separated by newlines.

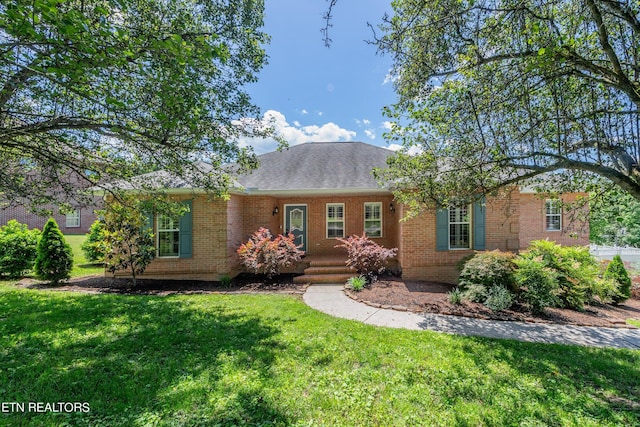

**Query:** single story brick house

left=133, top=141, right=588, bottom=284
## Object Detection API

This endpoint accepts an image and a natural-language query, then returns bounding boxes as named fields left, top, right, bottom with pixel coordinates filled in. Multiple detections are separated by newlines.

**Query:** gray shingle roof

left=236, top=142, right=393, bottom=192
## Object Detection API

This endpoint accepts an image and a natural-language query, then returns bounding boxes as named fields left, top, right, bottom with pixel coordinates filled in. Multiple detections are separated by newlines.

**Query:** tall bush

left=513, top=256, right=561, bottom=313
left=237, top=228, right=305, bottom=279
left=518, top=240, right=604, bottom=311
left=34, top=218, right=73, bottom=284
left=0, top=220, right=41, bottom=278
left=334, top=232, right=397, bottom=282
left=603, top=255, right=632, bottom=304
left=103, top=201, right=155, bottom=287
left=81, top=220, right=107, bottom=263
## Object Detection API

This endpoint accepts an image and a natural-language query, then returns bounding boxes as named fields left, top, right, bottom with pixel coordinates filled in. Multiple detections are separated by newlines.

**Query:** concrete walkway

left=303, top=285, right=640, bottom=350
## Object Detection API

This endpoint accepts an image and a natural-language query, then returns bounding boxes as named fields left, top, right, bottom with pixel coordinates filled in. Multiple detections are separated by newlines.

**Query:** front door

left=285, top=205, right=307, bottom=252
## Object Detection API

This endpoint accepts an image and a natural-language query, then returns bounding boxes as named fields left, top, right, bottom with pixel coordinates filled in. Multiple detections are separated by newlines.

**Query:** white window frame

left=326, top=203, right=345, bottom=239
left=449, top=204, right=472, bottom=250
left=156, top=214, right=180, bottom=258
left=545, top=199, right=562, bottom=231
left=65, top=209, right=81, bottom=228
left=364, top=202, right=383, bottom=238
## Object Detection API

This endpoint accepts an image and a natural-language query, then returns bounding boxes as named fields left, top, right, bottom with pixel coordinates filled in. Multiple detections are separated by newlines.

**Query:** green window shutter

left=143, top=211, right=154, bottom=233
left=179, top=200, right=192, bottom=258
left=436, top=207, right=448, bottom=251
left=473, top=197, right=486, bottom=250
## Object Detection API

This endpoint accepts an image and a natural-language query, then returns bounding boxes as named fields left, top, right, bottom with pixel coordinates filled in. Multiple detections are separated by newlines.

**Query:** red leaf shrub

left=334, top=232, right=397, bottom=282
left=237, top=228, right=305, bottom=278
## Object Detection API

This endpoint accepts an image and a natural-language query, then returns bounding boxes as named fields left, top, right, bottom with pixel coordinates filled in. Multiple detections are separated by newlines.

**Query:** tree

left=603, top=254, right=631, bottom=303
left=374, top=0, right=640, bottom=212
left=103, top=199, right=155, bottom=287
left=34, top=218, right=73, bottom=284
left=0, top=0, right=271, bottom=208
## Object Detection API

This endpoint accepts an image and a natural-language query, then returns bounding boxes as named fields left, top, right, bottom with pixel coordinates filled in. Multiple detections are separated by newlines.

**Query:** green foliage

left=346, top=275, right=367, bottom=292
left=519, top=240, right=600, bottom=311
left=513, top=257, right=561, bottom=314
left=603, top=255, right=632, bottom=304
left=80, top=220, right=107, bottom=263
left=0, top=220, right=41, bottom=278
left=459, top=250, right=517, bottom=292
left=0, top=0, right=272, bottom=209
left=219, top=275, right=233, bottom=288
left=376, top=0, right=640, bottom=210
left=34, top=218, right=73, bottom=284
left=590, top=189, right=640, bottom=246
left=448, top=287, right=463, bottom=305
left=334, top=232, right=397, bottom=282
left=484, top=286, right=514, bottom=312
left=237, top=228, right=305, bottom=279
left=458, top=250, right=517, bottom=310
left=103, top=200, right=155, bottom=287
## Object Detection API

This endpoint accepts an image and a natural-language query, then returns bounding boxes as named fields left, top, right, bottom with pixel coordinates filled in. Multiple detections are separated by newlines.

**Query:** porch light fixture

left=272, top=206, right=279, bottom=216
left=390, top=203, right=395, bottom=213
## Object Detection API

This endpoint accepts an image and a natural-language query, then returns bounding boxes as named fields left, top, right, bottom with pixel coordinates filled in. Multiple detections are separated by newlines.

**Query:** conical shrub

left=34, top=218, right=73, bottom=284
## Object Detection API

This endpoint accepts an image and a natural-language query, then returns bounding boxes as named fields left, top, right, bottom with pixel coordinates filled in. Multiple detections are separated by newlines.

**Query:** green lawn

left=0, top=283, right=638, bottom=426
left=63, top=234, right=105, bottom=278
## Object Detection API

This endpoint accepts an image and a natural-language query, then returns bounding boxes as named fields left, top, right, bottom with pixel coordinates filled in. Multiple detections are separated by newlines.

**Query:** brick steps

left=293, top=256, right=355, bottom=284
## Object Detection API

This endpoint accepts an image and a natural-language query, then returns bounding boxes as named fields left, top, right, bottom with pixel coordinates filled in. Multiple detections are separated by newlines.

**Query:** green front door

left=285, top=205, right=307, bottom=252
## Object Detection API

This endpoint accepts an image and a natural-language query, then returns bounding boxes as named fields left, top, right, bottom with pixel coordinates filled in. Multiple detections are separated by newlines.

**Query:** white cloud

left=364, top=129, right=375, bottom=139
left=318, top=111, right=323, bottom=116
left=301, top=109, right=308, bottom=115
left=363, top=119, right=371, bottom=125
left=239, top=110, right=357, bottom=154
left=386, top=143, right=423, bottom=155
left=382, top=121, right=394, bottom=130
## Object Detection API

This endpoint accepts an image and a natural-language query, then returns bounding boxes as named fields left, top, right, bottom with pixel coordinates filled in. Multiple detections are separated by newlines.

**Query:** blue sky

left=243, top=1, right=398, bottom=154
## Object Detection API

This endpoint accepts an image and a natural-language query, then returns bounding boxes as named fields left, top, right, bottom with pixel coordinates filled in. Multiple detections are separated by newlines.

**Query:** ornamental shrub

left=458, top=250, right=517, bottom=292
left=81, top=220, right=107, bottom=263
left=603, top=255, right=631, bottom=304
left=237, top=228, right=305, bottom=279
left=513, top=256, right=561, bottom=313
left=484, top=285, right=514, bottom=312
left=0, top=220, right=41, bottom=278
left=334, top=232, right=397, bottom=282
left=34, top=218, right=73, bottom=284
left=521, top=240, right=599, bottom=310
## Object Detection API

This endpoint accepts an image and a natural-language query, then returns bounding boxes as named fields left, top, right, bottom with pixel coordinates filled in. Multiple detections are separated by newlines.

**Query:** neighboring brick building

left=132, top=141, right=589, bottom=283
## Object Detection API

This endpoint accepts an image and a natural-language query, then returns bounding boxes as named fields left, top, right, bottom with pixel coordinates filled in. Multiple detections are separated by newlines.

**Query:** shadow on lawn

left=0, top=290, right=290, bottom=426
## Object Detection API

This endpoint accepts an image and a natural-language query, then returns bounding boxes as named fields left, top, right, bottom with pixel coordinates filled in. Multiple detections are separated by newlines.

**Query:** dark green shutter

left=179, top=200, right=192, bottom=258
left=473, top=197, right=486, bottom=250
left=144, top=212, right=154, bottom=233
left=436, top=207, right=449, bottom=251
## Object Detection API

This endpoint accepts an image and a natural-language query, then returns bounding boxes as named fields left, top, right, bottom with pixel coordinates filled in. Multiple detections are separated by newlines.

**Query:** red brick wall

left=142, top=196, right=230, bottom=280
left=0, top=198, right=102, bottom=234
left=399, top=190, right=589, bottom=284
left=518, top=193, right=589, bottom=248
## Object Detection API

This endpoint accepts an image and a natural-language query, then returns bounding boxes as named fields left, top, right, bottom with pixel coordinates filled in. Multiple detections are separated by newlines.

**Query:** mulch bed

left=16, top=273, right=308, bottom=296
left=347, top=276, right=640, bottom=328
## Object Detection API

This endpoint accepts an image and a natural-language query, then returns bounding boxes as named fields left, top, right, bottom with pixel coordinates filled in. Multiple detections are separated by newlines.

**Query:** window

left=449, top=204, right=471, bottom=249
left=326, top=203, right=345, bottom=238
left=157, top=214, right=180, bottom=257
left=364, top=202, right=382, bottom=238
left=65, top=209, right=80, bottom=228
left=545, top=199, right=562, bottom=231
